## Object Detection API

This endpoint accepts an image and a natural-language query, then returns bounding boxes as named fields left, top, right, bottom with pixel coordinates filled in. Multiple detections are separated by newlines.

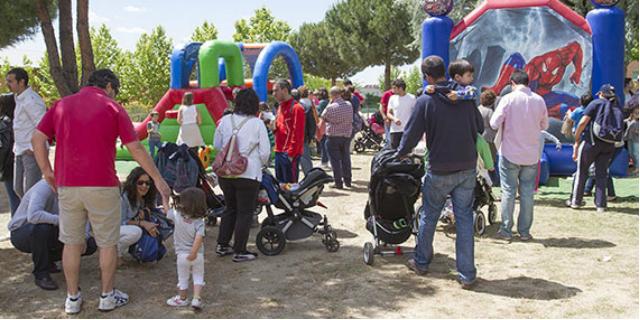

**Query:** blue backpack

left=591, top=98, right=624, bottom=144
left=129, top=230, right=167, bottom=263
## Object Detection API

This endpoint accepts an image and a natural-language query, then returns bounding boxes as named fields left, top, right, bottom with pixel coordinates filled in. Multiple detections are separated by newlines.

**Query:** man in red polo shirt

left=32, top=69, right=170, bottom=314
left=272, top=79, right=305, bottom=183
left=379, top=89, right=394, bottom=144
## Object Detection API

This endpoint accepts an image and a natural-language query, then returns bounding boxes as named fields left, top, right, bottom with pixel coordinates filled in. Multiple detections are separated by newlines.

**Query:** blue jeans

left=275, top=152, right=300, bottom=183
left=415, top=169, right=477, bottom=284
left=498, top=156, right=538, bottom=237
left=326, top=136, right=352, bottom=187
left=629, top=141, right=639, bottom=170
left=320, top=135, right=330, bottom=164
left=148, top=138, right=163, bottom=160
left=299, top=143, right=313, bottom=175
left=3, top=177, right=20, bottom=216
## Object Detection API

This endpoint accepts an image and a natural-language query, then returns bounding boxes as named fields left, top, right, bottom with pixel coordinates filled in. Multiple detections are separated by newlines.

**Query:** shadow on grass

left=473, top=276, right=581, bottom=300
left=531, top=237, right=616, bottom=248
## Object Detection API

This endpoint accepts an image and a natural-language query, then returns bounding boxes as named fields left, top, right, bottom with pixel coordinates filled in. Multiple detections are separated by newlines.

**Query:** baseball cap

left=598, top=84, right=616, bottom=97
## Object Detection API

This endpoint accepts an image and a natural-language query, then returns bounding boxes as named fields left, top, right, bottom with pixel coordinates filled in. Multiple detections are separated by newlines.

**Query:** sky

left=0, top=0, right=419, bottom=85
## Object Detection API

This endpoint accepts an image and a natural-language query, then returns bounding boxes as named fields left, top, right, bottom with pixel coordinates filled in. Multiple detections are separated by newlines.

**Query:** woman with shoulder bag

left=213, top=89, right=270, bottom=262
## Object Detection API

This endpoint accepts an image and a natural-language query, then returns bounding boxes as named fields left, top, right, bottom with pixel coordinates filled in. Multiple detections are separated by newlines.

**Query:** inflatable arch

left=252, top=41, right=304, bottom=102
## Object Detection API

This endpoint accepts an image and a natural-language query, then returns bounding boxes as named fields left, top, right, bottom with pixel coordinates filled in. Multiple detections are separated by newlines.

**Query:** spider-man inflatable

left=486, top=41, right=583, bottom=118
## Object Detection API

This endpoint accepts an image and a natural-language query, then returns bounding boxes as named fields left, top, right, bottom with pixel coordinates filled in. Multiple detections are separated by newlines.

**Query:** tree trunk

left=35, top=0, right=72, bottom=97
left=58, top=0, right=79, bottom=93
left=331, top=77, right=336, bottom=86
left=384, top=61, right=391, bottom=91
left=76, top=0, right=95, bottom=86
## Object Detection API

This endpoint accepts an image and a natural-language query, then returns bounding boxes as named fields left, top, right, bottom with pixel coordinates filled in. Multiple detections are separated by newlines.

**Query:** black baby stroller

left=255, top=167, right=339, bottom=256
left=417, top=170, right=498, bottom=236
left=354, top=112, right=385, bottom=153
left=363, top=148, right=424, bottom=265
left=155, top=142, right=225, bottom=225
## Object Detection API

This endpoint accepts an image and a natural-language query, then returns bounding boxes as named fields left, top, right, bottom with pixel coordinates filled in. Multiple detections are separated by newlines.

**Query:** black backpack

left=304, top=106, right=317, bottom=143
left=0, top=115, right=14, bottom=181
left=591, top=98, right=624, bottom=144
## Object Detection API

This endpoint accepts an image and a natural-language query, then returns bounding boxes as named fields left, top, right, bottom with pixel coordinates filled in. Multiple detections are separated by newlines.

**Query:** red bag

left=211, top=116, right=254, bottom=177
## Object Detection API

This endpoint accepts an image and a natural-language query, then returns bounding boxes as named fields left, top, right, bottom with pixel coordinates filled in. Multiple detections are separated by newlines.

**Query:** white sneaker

left=191, top=297, right=203, bottom=310
left=596, top=207, right=606, bottom=214
left=65, top=292, right=83, bottom=315
left=166, top=295, right=190, bottom=307
left=98, top=289, right=129, bottom=312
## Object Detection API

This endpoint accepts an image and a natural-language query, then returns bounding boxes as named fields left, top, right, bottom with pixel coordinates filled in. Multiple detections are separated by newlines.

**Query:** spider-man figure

left=487, top=41, right=583, bottom=118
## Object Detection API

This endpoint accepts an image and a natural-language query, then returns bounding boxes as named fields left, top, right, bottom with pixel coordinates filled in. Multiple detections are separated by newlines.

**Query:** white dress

left=177, top=104, right=205, bottom=147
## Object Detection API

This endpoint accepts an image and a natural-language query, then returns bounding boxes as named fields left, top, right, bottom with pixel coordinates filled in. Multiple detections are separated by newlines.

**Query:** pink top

left=490, top=86, right=548, bottom=166
left=37, top=87, right=138, bottom=187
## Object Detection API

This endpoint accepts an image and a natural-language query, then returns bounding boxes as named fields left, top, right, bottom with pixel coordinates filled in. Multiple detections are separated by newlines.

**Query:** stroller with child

left=155, top=142, right=225, bottom=225
left=354, top=112, right=385, bottom=153
left=362, top=148, right=424, bottom=265
left=255, top=167, right=339, bottom=256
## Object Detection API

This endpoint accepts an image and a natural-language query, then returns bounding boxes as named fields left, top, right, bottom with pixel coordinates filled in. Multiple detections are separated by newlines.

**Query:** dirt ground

left=0, top=153, right=638, bottom=318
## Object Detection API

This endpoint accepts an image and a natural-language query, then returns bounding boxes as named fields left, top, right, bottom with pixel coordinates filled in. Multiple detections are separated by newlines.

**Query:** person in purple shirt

left=490, top=70, right=548, bottom=242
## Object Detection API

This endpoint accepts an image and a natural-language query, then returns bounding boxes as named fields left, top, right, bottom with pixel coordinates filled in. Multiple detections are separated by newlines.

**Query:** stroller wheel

left=488, top=204, right=498, bottom=225
left=324, top=230, right=340, bottom=252
left=363, top=242, right=375, bottom=265
left=256, top=226, right=286, bottom=256
left=354, top=141, right=366, bottom=153
left=473, top=211, right=486, bottom=236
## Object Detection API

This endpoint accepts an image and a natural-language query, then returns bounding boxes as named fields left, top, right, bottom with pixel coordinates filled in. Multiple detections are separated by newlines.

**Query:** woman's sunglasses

left=137, top=180, right=151, bottom=186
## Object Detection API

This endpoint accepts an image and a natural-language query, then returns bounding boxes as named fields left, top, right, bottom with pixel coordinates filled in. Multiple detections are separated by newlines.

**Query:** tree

left=35, top=0, right=95, bottom=97
left=191, top=21, right=219, bottom=42
left=233, top=7, right=291, bottom=79
left=302, top=73, right=332, bottom=91
left=0, top=0, right=56, bottom=49
left=289, top=21, right=359, bottom=85
left=127, top=26, right=173, bottom=107
left=377, top=66, right=401, bottom=91
left=326, top=0, right=419, bottom=90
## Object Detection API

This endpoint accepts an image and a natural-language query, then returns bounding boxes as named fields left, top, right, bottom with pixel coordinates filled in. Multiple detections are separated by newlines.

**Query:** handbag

left=211, top=115, right=256, bottom=177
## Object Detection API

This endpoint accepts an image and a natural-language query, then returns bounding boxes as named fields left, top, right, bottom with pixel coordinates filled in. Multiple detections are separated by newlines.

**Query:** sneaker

left=65, top=292, right=83, bottom=315
left=457, top=278, right=477, bottom=290
left=406, top=259, right=428, bottom=276
left=607, top=196, right=617, bottom=202
left=166, top=295, right=190, bottom=307
left=565, top=199, right=585, bottom=209
left=98, top=289, right=129, bottom=312
left=344, top=182, right=352, bottom=188
left=519, top=234, right=533, bottom=242
left=596, top=207, right=606, bottom=214
left=35, top=275, right=58, bottom=290
left=232, top=251, right=257, bottom=263
left=583, top=191, right=593, bottom=197
left=216, top=244, right=234, bottom=257
left=330, top=184, right=343, bottom=190
left=191, top=297, right=203, bottom=310
left=495, top=231, right=513, bottom=241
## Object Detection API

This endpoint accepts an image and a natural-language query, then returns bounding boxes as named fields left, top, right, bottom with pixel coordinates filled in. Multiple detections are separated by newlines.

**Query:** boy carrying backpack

left=567, top=84, right=624, bottom=213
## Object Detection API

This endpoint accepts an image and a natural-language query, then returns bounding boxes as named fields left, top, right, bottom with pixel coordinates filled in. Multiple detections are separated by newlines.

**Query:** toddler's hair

left=173, top=187, right=207, bottom=219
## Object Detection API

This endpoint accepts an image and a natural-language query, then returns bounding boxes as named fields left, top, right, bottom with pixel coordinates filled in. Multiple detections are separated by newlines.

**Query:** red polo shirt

left=274, top=98, right=305, bottom=157
left=380, top=89, right=394, bottom=114
left=37, top=86, right=138, bottom=187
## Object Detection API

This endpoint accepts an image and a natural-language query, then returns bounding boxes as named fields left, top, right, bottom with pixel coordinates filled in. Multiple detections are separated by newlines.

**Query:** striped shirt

left=321, top=98, right=353, bottom=138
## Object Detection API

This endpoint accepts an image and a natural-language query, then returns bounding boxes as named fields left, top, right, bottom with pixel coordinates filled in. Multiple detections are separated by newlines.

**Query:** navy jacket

left=396, top=81, right=483, bottom=173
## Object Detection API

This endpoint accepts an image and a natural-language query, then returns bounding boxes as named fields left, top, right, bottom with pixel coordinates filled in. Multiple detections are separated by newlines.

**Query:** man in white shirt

left=6, top=68, right=46, bottom=198
left=386, top=79, right=416, bottom=149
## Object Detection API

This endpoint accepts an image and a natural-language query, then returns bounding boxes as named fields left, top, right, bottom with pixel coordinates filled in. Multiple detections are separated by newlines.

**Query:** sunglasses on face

left=137, top=180, right=151, bottom=187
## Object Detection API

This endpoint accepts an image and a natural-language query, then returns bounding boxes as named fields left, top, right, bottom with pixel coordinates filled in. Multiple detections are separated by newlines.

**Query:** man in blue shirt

left=395, top=56, right=483, bottom=289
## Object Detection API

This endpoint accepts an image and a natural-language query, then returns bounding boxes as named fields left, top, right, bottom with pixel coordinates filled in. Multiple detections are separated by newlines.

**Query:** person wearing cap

left=567, top=84, right=622, bottom=213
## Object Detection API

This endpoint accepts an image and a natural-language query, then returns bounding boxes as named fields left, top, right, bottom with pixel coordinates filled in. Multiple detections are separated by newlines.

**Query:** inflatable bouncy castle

left=116, top=40, right=304, bottom=160
left=420, top=0, right=629, bottom=180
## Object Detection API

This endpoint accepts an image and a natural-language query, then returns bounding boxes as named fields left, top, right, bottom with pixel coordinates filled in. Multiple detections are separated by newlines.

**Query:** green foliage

left=0, top=0, right=57, bottom=49
left=191, top=21, right=219, bottom=42
left=233, top=7, right=292, bottom=80
left=302, top=73, right=332, bottom=91
left=377, top=66, right=401, bottom=91
left=289, top=21, right=359, bottom=83
left=326, top=0, right=419, bottom=89
left=126, top=26, right=173, bottom=108
left=403, top=66, right=423, bottom=96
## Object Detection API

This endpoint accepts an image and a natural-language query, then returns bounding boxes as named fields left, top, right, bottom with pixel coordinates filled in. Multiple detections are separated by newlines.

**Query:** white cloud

left=89, top=10, right=110, bottom=23
left=116, top=27, right=146, bottom=34
left=124, top=5, right=146, bottom=13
